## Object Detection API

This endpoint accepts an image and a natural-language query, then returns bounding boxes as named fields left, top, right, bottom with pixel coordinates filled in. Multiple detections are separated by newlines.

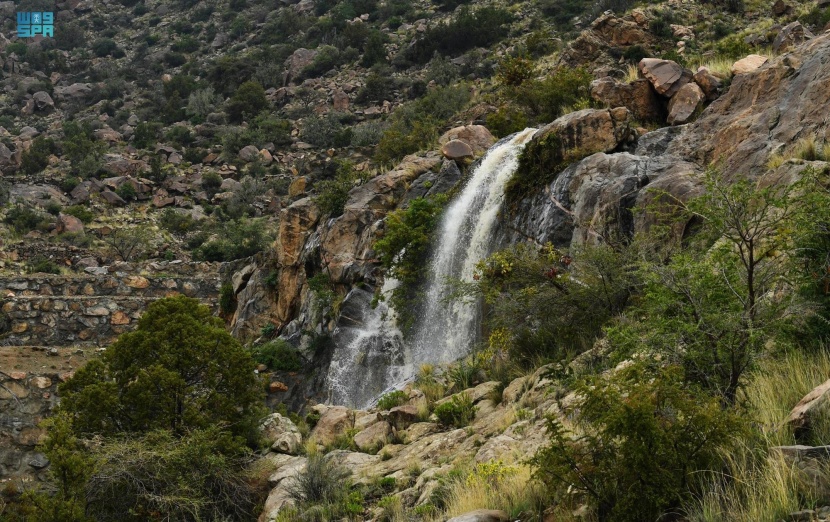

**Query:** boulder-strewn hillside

left=3, top=0, right=830, bottom=520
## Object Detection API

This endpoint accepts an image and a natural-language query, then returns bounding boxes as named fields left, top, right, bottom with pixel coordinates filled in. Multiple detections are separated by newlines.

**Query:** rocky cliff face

left=502, top=31, right=830, bottom=251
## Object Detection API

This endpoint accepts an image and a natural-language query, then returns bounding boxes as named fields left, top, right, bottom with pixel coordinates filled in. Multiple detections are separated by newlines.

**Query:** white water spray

left=325, top=128, right=536, bottom=407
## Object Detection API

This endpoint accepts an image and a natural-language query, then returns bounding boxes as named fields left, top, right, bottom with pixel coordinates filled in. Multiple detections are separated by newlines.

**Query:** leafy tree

left=58, top=296, right=265, bottom=444
left=610, top=169, right=829, bottom=403
left=226, top=81, right=268, bottom=124
left=313, top=162, right=370, bottom=217
left=533, top=363, right=745, bottom=521
left=101, top=225, right=155, bottom=261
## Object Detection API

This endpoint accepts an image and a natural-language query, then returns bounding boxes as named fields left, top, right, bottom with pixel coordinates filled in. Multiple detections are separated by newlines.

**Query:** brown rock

left=12, top=322, right=28, bottom=333
left=332, top=89, right=349, bottom=111
left=56, top=213, right=84, bottom=234
left=387, top=404, right=419, bottom=430
left=772, top=0, right=792, bottom=15
left=531, top=107, right=633, bottom=156
left=100, top=189, right=126, bottom=206
left=309, top=406, right=353, bottom=446
left=773, top=22, right=814, bottom=54
left=693, top=68, right=722, bottom=101
left=667, top=82, right=705, bottom=125
left=124, top=275, right=150, bottom=289
left=441, top=139, right=474, bottom=161
left=787, top=379, right=830, bottom=432
left=111, top=310, right=130, bottom=325
left=731, top=54, right=768, bottom=75
left=590, top=77, right=664, bottom=122
left=288, top=177, right=307, bottom=197
left=446, top=510, right=509, bottom=522
left=353, top=420, right=391, bottom=452
left=438, top=125, right=496, bottom=157
left=239, top=145, right=260, bottom=162
left=284, top=48, right=318, bottom=84
left=32, top=376, right=52, bottom=389
left=269, top=381, right=289, bottom=393
left=638, top=58, right=693, bottom=97
left=9, top=371, right=27, bottom=380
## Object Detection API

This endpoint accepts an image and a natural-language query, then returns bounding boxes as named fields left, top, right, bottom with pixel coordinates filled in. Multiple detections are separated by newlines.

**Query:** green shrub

left=116, top=183, right=137, bottom=202
left=433, top=393, right=475, bottom=427
left=377, top=390, right=408, bottom=410
left=486, top=105, right=529, bottom=138
left=163, top=51, right=187, bottom=66
left=496, top=55, right=535, bottom=87
left=20, top=136, right=57, bottom=175
left=171, top=35, right=200, bottom=53
left=533, top=364, right=744, bottom=521
left=92, top=38, right=120, bottom=57
left=286, top=454, right=351, bottom=505
left=226, top=81, right=268, bottom=123
left=314, top=162, right=370, bottom=217
left=45, top=201, right=62, bottom=216
left=26, top=255, right=61, bottom=274
left=159, top=208, right=195, bottom=234
left=193, top=218, right=270, bottom=262
left=507, top=66, right=593, bottom=124
left=300, top=113, right=353, bottom=148
left=133, top=122, right=162, bottom=149
left=251, top=340, right=303, bottom=372
left=219, top=283, right=236, bottom=316
left=201, top=171, right=223, bottom=196
left=402, top=7, right=513, bottom=64
left=3, top=204, right=52, bottom=234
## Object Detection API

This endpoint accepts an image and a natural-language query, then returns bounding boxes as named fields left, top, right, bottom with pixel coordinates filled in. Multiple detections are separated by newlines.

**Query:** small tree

left=101, top=225, right=154, bottom=261
left=58, top=296, right=265, bottom=444
left=226, top=81, right=267, bottom=124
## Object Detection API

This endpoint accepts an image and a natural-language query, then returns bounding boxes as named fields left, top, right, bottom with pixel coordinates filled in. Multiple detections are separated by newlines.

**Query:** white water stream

left=325, top=128, right=537, bottom=408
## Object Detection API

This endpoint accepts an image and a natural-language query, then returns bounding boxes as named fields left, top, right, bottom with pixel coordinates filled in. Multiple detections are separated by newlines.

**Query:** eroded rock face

left=532, top=107, right=633, bottom=156
left=667, top=82, right=704, bottom=125
left=731, top=54, right=768, bottom=75
left=438, top=125, right=496, bottom=157
left=773, top=21, right=813, bottom=53
left=590, top=77, right=665, bottom=122
left=638, top=58, right=693, bottom=97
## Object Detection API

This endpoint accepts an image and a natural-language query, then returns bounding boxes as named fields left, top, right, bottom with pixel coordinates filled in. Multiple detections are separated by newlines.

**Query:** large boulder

left=731, top=54, right=768, bottom=75
left=260, top=413, right=303, bottom=455
left=638, top=58, right=693, bottom=98
left=352, top=420, right=391, bottom=452
left=531, top=107, right=633, bottom=156
left=438, top=125, right=496, bottom=157
left=239, top=145, right=260, bottom=162
left=787, top=379, right=830, bottom=433
left=55, top=213, right=84, bottom=234
left=773, top=22, right=813, bottom=54
left=692, top=68, right=722, bottom=101
left=441, top=140, right=474, bottom=161
left=309, top=405, right=353, bottom=446
left=284, top=48, right=318, bottom=85
left=32, top=91, right=54, bottom=112
left=53, top=83, right=92, bottom=102
left=667, top=82, right=704, bottom=125
left=590, top=77, right=664, bottom=122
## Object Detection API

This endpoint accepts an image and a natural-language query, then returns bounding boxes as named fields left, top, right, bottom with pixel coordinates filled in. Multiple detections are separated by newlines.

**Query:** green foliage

left=226, top=81, right=268, bottom=124
left=486, top=105, right=529, bottom=139
left=505, top=66, right=593, bottom=125
left=193, top=218, right=270, bottom=262
left=375, top=84, right=471, bottom=164
left=115, top=183, right=137, bottom=202
left=433, top=393, right=475, bottom=427
left=133, top=121, right=162, bottom=149
left=361, top=29, right=388, bottom=67
left=186, top=87, right=222, bottom=121
left=377, top=390, right=408, bottom=410
left=26, top=255, right=61, bottom=274
left=251, top=340, right=303, bottom=372
left=286, top=453, right=351, bottom=505
left=3, top=204, right=52, bottom=235
left=715, top=34, right=753, bottom=60
left=63, top=205, right=95, bottom=224
left=58, top=296, right=265, bottom=444
left=159, top=208, right=195, bottom=235
left=20, top=136, right=57, bottom=175
left=91, top=38, right=121, bottom=57
left=62, top=120, right=106, bottom=178
left=475, top=243, right=633, bottom=365
left=496, top=55, right=535, bottom=87
left=300, top=112, right=353, bottom=148
left=219, top=283, right=237, bottom=316
left=402, top=7, right=514, bottom=64
left=201, top=171, right=224, bottom=196
left=533, top=363, right=744, bottom=521
left=610, top=169, right=829, bottom=403
left=313, top=161, right=370, bottom=217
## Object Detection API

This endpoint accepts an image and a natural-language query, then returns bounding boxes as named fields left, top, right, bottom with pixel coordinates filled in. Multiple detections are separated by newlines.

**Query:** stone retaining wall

left=1, top=272, right=221, bottom=346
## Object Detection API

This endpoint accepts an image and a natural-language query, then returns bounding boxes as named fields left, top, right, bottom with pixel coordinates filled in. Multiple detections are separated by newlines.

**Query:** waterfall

left=410, top=128, right=536, bottom=364
left=324, top=128, right=536, bottom=408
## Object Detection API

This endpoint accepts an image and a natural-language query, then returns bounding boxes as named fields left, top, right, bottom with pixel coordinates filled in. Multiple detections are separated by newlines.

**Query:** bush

left=402, top=7, right=513, bottom=64
left=201, top=171, right=223, bottom=196
left=251, top=340, right=303, bottom=372
left=377, top=390, right=408, bottom=410
left=133, top=121, right=162, bottom=149
left=496, top=55, right=535, bottom=87
left=226, top=81, right=268, bottom=123
left=187, top=87, right=222, bottom=121
left=163, top=51, right=187, bottom=66
left=300, top=113, right=353, bottom=148
left=507, top=66, right=593, bottom=124
left=533, top=364, right=744, bottom=520
left=486, top=105, right=529, bottom=139
left=91, top=38, right=120, bottom=57
left=116, top=183, right=137, bottom=202
left=193, top=218, right=270, bottom=262
left=314, top=162, right=370, bottom=217
left=433, top=393, right=475, bottom=427
left=20, top=136, right=57, bottom=175
left=219, top=283, right=236, bottom=316
left=63, top=205, right=95, bottom=224
left=3, top=204, right=52, bottom=234
left=350, top=121, right=387, bottom=147
left=286, top=454, right=351, bottom=505
left=26, top=255, right=61, bottom=274
left=159, top=208, right=195, bottom=234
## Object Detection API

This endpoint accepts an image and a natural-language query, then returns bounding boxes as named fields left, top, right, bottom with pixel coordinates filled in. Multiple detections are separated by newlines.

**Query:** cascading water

left=324, top=128, right=536, bottom=408
left=409, top=128, right=537, bottom=364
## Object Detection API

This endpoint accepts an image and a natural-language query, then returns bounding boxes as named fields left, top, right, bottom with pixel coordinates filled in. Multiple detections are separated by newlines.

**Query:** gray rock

left=32, top=91, right=54, bottom=111
left=667, top=82, right=704, bottom=125
left=773, top=22, right=813, bottom=54
left=260, top=413, right=303, bottom=455
left=446, top=510, right=509, bottom=522
left=638, top=58, right=693, bottom=97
